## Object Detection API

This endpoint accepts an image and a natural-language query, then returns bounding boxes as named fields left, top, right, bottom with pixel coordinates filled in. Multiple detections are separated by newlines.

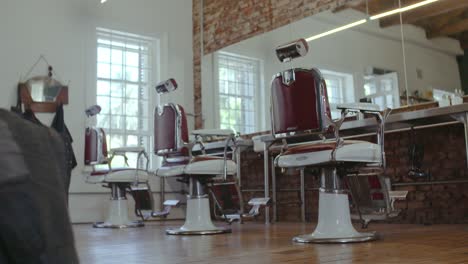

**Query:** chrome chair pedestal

left=166, top=177, right=231, bottom=235
left=293, top=168, right=378, bottom=244
left=93, top=183, right=144, bottom=229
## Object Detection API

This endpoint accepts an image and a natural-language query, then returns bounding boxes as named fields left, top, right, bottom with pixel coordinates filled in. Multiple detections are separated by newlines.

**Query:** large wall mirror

left=201, top=0, right=465, bottom=134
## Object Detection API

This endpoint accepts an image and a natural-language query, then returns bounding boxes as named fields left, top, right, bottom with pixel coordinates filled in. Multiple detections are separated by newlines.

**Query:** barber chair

left=270, top=39, right=405, bottom=243
left=84, top=128, right=177, bottom=228
left=271, top=67, right=394, bottom=243
left=154, top=103, right=235, bottom=234
left=153, top=78, right=269, bottom=235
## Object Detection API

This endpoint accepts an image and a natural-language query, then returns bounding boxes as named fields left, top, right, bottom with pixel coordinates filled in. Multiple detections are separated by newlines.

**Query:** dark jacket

left=0, top=110, right=79, bottom=263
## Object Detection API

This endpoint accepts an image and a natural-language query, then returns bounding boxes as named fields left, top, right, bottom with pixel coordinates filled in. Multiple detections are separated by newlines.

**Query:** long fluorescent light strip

left=370, top=0, right=439, bottom=20
left=305, top=0, right=439, bottom=42
left=306, top=19, right=367, bottom=42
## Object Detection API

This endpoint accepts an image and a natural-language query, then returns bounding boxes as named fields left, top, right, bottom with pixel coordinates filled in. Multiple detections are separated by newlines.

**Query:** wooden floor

left=74, top=221, right=468, bottom=264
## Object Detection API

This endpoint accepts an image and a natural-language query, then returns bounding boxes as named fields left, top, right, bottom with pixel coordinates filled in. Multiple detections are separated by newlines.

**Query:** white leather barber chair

left=271, top=67, right=392, bottom=243
left=84, top=128, right=149, bottom=228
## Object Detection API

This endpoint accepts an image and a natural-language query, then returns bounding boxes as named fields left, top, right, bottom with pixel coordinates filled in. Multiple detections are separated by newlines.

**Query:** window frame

left=93, top=27, right=158, bottom=168
left=213, top=51, right=263, bottom=134
left=320, top=69, right=355, bottom=119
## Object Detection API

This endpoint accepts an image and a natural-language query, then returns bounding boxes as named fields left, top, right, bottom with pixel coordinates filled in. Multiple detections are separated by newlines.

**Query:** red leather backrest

left=154, top=103, right=188, bottom=155
left=84, top=127, right=108, bottom=165
left=271, top=68, right=331, bottom=135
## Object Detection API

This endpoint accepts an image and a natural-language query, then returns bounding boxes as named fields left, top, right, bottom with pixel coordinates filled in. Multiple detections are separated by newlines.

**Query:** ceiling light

left=306, top=19, right=367, bottom=42
left=101, top=0, right=107, bottom=3
left=370, top=0, right=439, bottom=20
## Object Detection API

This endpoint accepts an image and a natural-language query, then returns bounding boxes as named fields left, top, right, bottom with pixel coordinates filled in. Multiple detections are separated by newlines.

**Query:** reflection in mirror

left=202, top=0, right=455, bottom=134
left=26, top=76, right=64, bottom=103
left=202, top=8, right=405, bottom=133
left=396, top=0, right=466, bottom=106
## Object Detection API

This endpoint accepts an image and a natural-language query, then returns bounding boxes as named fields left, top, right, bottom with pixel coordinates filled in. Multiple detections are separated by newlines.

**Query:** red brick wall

left=240, top=125, right=468, bottom=224
left=193, top=0, right=358, bottom=128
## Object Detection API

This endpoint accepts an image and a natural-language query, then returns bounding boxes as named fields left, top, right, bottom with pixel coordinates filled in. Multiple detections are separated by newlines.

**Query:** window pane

left=111, top=65, right=123, bottom=79
left=97, top=81, right=110, bottom=95
left=127, top=135, right=138, bottom=146
left=126, top=99, right=139, bottom=116
left=111, top=49, right=123, bottom=65
left=110, top=98, right=123, bottom=115
left=111, top=82, right=123, bottom=97
left=97, top=96, right=110, bottom=114
left=125, top=67, right=139, bottom=82
left=98, top=47, right=110, bottom=63
left=126, top=52, right=139, bottom=67
left=97, top=114, right=110, bottom=129
left=111, top=115, right=123, bottom=130
left=125, top=84, right=139, bottom=98
left=98, top=63, right=110, bottom=78
left=126, top=116, right=138, bottom=130
left=110, top=134, right=124, bottom=148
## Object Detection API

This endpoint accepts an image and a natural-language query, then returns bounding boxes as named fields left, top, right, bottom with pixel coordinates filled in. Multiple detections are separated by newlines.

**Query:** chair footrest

left=243, top=197, right=271, bottom=218
left=144, top=200, right=180, bottom=219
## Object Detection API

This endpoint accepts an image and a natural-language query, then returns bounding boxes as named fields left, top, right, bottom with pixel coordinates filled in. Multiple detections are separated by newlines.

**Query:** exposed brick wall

left=193, top=0, right=358, bottom=129
left=240, top=124, right=468, bottom=224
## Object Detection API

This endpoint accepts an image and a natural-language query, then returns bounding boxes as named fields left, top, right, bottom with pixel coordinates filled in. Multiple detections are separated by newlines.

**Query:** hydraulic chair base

left=93, top=184, right=144, bottom=229
left=293, top=168, right=378, bottom=243
left=293, top=192, right=377, bottom=243
left=166, top=197, right=231, bottom=235
left=93, top=199, right=144, bottom=229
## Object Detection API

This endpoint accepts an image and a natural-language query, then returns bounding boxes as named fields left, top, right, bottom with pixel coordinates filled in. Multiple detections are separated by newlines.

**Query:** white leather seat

left=276, top=140, right=381, bottom=168
left=155, top=165, right=186, bottom=177
left=184, top=156, right=236, bottom=176
left=86, top=168, right=150, bottom=184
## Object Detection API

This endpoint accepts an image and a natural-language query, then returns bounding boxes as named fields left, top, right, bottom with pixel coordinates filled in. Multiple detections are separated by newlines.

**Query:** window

left=321, top=70, right=355, bottom=119
left=216, top=52, right=260, bottom=134
left=95, top=28, right=154, bottom=168
left=364, top=72, right=400, bottom=109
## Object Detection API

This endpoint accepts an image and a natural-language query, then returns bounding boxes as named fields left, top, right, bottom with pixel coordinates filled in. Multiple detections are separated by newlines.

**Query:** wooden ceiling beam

left=379, top=0, right=468, bottom=28
left=427, top=17, right=468, bottom=39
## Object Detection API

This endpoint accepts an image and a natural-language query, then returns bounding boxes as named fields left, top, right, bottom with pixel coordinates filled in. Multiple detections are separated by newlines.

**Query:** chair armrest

left=191, top=129, right=235, bottom=137
left=336, top=103, right=381, bottom=113
left=110, top=146, right=146, bottom=154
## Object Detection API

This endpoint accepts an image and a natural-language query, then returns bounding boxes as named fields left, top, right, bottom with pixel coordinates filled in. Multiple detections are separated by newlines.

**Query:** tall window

left=95, top=28, right=153, bottom=167
left=321, top=70, right=355, bottom=119
left=216, top=52, right=260, bottom=134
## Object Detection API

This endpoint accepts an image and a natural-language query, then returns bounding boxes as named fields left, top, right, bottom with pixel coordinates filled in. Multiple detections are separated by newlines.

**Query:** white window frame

left=94, top=27, right=158, bottom=168
left=321, top=69, right=355, bottom=119
left=213, top=51, right=263, bottom=134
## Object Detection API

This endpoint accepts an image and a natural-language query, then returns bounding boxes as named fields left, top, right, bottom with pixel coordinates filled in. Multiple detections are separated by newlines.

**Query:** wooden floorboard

left=74, top=222, right=468, bottom=263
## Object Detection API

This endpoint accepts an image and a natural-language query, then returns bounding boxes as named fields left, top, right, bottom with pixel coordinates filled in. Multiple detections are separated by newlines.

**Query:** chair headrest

left=275, top=38, right=308, bottom=63
left=155, top=78, right=177, bottom=94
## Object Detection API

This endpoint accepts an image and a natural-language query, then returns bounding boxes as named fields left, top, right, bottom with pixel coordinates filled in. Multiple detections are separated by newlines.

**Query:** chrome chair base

left=293, top=231, right=378, bottom=244
left=166, top=226, right=231, bottom=235
left=93, top=220, right=144, bottom=229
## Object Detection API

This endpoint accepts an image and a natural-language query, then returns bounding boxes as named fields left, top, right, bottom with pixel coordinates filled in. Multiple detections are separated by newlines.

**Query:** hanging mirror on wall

left=17, top=61, right=69, bottom=113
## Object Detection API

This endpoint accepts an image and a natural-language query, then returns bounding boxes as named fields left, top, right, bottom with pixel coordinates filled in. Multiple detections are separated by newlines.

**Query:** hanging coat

left=51, top=104, right=77, bottom=192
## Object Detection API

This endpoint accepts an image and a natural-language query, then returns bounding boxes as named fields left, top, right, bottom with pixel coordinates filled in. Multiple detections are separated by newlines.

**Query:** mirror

left=398, top=0, right=466, bottom=106
left=201, top=0, right=464, bottom=134
left=26, top=76, right=65, bottom=103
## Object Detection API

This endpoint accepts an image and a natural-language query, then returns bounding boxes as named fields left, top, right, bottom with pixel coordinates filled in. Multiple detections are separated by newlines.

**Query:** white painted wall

left=0, top=0, right=193, bottom=222
left=202, top=10, right=463, bottom=131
